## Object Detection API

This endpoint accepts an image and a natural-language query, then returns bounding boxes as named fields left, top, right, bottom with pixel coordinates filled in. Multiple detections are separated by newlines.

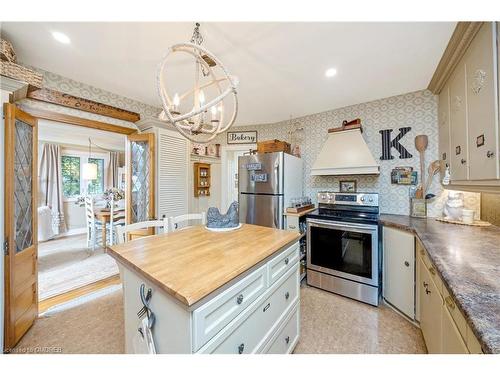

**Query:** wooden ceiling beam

left=26, top=87, right=141, bottom=122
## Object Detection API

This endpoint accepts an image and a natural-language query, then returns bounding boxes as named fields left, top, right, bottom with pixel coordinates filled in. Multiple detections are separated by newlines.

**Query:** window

left=87, top=158, right=104, bottom=194
left=61, top=151, right=108, bottom=199
left=62, top=155, right=81, bottom=197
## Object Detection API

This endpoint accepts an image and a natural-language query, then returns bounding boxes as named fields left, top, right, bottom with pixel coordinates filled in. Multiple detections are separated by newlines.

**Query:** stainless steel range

left=306, top=192, right=380, bottom=306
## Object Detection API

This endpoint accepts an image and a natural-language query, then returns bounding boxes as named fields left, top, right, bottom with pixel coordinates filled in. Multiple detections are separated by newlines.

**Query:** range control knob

left=360, top=197, right=365, bottom=202
left=369, top=197, right=373, bottom=202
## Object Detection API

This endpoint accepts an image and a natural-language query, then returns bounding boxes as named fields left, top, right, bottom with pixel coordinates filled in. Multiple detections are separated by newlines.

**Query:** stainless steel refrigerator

left=239, top=152, right=303, bottom=229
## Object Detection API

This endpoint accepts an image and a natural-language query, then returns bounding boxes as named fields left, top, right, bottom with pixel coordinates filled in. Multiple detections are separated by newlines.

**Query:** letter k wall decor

left=379, top=127, right=413, bottom=160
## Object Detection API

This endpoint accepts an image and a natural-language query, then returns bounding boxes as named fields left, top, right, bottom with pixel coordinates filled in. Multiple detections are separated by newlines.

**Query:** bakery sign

left=227, top=131, right=257, bottom=144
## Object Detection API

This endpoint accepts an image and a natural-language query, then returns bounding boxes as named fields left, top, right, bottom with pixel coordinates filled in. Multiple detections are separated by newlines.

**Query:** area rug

left=38, top=234, right=119, bottom=300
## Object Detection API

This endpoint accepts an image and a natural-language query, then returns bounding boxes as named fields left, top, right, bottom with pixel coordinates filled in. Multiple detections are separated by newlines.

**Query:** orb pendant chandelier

left=156, top=23, right=239, bottom=143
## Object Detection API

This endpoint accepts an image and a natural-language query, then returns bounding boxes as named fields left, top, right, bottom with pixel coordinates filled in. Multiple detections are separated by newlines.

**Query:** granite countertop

left=380, top=214, right=500, bottom=354
left=107, top=224, right=300, bottom=307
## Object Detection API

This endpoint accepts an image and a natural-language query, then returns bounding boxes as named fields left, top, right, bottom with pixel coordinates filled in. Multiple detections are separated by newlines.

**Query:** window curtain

left=107, top=151, right=120, bottom=188
left=39, top=143, right=67, bottom=235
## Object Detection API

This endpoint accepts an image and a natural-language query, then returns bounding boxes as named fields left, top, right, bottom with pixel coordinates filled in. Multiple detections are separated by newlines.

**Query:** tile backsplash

left=481, top=193, right=500, bottom=225
left=219, top=89, right=450, bottom=216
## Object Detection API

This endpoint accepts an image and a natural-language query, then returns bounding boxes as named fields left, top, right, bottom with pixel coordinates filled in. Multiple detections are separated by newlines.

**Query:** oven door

left=306, top=218, right=379, bottom=287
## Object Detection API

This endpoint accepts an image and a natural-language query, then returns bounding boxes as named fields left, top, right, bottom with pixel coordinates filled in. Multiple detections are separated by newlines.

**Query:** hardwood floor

left=38, top=275, right=121, bottom=313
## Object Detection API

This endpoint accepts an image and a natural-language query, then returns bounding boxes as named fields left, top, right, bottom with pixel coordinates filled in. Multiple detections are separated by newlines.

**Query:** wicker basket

left=0, top=39, right=16, bottom=63
left=0, top=60, right=43, bottom=88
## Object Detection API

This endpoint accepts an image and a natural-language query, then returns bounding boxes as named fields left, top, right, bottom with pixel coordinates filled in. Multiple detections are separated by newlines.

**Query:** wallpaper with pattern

left=17, top=67, right=162, bottom=129
left=216, top=90, right=480, bottom=217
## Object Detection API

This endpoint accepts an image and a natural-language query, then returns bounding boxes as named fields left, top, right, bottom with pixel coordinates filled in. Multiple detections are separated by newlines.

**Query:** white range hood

left=311, top=126, right=380, bottom=176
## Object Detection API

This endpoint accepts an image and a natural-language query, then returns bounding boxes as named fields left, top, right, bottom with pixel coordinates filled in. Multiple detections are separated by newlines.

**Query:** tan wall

left=481, top=193, right=500, bottom=226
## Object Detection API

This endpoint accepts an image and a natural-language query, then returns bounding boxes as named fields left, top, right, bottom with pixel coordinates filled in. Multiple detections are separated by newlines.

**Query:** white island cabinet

left=108, top=224, right=301, bottom=354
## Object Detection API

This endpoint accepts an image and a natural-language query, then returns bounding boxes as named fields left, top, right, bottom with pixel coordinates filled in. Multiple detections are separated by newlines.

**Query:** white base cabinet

left=382, top=227, right=415, bottom=319
left=120, top=241, right=301, bottom=354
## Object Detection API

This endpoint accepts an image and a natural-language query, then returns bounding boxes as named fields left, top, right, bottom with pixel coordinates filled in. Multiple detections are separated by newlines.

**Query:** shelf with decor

left=194, top=162, right=211, bottom=197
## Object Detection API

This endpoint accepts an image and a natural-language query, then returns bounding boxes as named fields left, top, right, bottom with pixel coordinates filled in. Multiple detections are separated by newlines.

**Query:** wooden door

left=125, top=133, right=155, bottom=240
left=3, top=104, right=38, bottom=350
left=438, top=84, right=451, bottom=181
left=419, top=258, right=443, bottom=353
left=464, top=22, right=499, bottom=180
left=382, top=227, right=415, bottom=319
left=448, top=61, right=469, bottom=181
left=442, top=306, right=469, bottom=354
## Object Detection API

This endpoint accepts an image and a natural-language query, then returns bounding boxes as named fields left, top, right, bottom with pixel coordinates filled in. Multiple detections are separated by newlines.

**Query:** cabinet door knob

left=236, top=294, right=244, bottom=305
left=289, top=225, right=296, bottom=229
left=425, top=287, right=431, bottom=295
left=487, top=151, right=495, bottom=158
left=238, top=343, right=245, bottom=354
left=285, top=291, right=290, bottom=300
left=461, top=159, right=467, bottom=165
left=423, top=281, right=428, bottom=288
left=285, top=336, right=290, bottom=345
left=284, top=257, right=289, bottom=265
left=404, top=261, right=410, bottom=267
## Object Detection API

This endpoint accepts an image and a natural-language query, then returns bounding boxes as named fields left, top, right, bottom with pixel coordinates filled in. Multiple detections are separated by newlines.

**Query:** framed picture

left=339, top=180, right=357, bottom=193
left=227, top=131, right=257, bottom=144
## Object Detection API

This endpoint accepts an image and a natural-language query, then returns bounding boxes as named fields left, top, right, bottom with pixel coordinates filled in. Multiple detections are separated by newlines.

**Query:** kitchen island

left=107, top=224, right=301, bottom=354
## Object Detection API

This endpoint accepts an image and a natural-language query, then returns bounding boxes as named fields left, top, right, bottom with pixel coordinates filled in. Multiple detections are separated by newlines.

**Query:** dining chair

left=116, top=217, right=170, bottom=244
left=108, top=197, right=126, bottom=246
left=84, top=195, right=102, bottom=251
left=169, top=212, right=206, bottom=232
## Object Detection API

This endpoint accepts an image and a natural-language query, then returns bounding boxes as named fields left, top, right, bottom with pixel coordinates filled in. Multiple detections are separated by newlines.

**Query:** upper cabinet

left=464, top=22, right=498, bottom=180
left=435, top=22, right=500, bottom=190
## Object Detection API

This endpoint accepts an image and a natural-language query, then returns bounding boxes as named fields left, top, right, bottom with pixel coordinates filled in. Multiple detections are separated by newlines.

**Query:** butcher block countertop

left=107, top=224, right=300, bottom=307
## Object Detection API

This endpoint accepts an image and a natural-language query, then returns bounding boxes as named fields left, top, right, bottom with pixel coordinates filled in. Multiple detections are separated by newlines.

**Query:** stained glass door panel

left=126, top=133, right=155, bottom=240
left=3, top=104, right=38, bottom=350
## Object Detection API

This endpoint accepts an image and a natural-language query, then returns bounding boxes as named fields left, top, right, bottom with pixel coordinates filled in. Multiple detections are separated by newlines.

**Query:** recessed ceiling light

left=325, top=68, right=337, bottom=78
left=51, top=31, right=71, bottom=44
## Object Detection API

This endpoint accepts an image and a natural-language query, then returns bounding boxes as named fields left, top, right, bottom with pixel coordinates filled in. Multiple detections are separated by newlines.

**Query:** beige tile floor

left=295, top=286, right=427, bottom=354
left=15, top=284, right=427, bottom=354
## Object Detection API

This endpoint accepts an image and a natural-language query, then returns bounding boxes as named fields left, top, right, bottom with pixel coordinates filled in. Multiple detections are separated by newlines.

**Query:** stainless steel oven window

left=306, top=219, right=379, bottom=287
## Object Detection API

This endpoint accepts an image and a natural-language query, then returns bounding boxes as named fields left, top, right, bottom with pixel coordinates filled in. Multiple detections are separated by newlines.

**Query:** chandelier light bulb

left=173, top=93, right=180, bottom=107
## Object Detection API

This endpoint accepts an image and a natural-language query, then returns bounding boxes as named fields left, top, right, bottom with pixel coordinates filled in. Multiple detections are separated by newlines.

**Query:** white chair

left=116, top=218, right=170, bottom=244
left=108, top=198, right=126, bottom=246
left=169, top=212, right=206, bottom=232
left=84, top=196, right=103, bottom=251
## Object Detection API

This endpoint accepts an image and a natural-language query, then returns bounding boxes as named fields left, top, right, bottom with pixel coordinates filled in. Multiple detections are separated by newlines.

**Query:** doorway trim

left=220, top=144, right=255, bottom=211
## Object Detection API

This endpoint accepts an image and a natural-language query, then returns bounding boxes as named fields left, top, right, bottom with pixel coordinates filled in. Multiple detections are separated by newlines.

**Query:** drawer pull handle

left=284, top=258, right=289, bottom=265
left=429, top=267, right=436, bottom=275
left=263, top=303, right=271, bottom=312
left=423, top=281, right=428, bottom=288
left=289, top=225, right=296, bottom=229
left=285, top=291, right=290, bottom=300
left=236, top=294, right=244, bottom=305
left=285, top=336, right=290, bottom=345
left=238, top=343, right=245, bottom=354
left=445, top=296, right=456, bottom=310
left=487, top=151, right=495, bottom=158
left=404, top=261, right=410, bottom=267
left=461, top=159, right=467, bottom=165
left=425, top=287, right=431, bottom=295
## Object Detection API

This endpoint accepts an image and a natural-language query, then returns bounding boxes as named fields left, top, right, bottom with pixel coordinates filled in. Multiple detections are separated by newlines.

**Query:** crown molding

left=428, top=22, right=484, bottom=94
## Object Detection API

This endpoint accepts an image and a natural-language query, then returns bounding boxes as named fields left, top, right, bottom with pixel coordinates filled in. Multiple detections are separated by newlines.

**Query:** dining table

left=94, top=208, right=125, bottom=248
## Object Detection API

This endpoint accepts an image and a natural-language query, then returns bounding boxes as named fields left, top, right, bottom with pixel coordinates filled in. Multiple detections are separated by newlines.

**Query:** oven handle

left=306, top=218, right=378, bottom=233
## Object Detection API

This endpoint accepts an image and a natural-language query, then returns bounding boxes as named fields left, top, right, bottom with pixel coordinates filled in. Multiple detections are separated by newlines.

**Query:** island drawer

left=197, top=264, right=299, bottom=354
left=268, top=242, right=299, bottom=286
left=192, top=265, right=268, bottom=351
left=262, top=303, right=299, bottom=354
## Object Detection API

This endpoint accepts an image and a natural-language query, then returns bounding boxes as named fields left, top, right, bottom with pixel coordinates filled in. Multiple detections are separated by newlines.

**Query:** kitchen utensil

left=424, top=160, right=441, bottom=194
left=414, top=135, right=428, bottom=199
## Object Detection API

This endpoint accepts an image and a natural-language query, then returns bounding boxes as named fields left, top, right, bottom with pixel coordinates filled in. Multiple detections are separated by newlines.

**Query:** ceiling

left=1, top=22, right=455, bottom=126
left=38, top=120, right=126, bottom=151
